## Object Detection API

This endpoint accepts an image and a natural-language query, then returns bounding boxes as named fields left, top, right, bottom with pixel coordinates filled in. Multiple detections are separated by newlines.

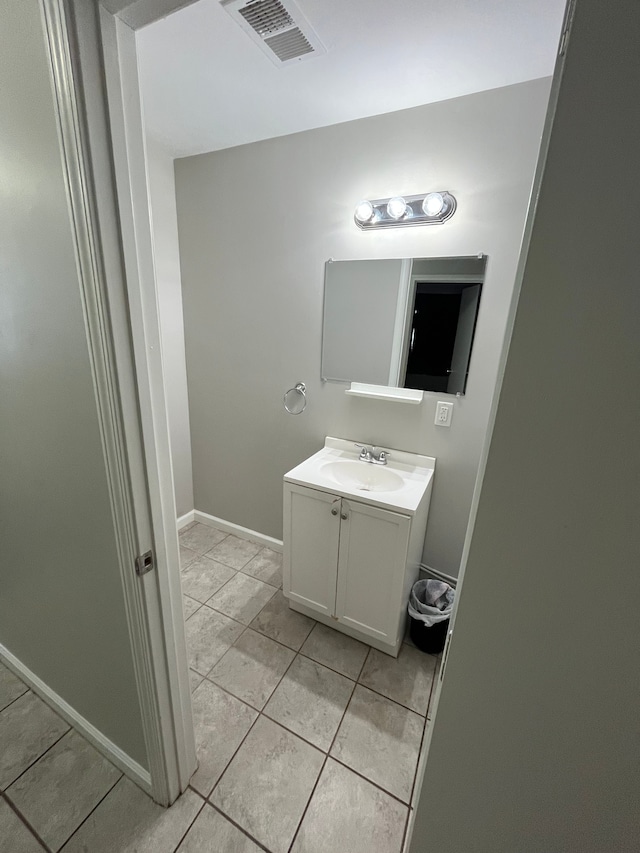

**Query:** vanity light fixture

left=387, top=196, right=409, bottom=220
left=354, top=199, right=376, bottom=224
left=354, top=191, right=456, bottom=229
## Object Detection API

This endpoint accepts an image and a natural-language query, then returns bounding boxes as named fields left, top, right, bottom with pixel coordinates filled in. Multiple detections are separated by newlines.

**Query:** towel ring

left=284, top=382, right=307, bottom=415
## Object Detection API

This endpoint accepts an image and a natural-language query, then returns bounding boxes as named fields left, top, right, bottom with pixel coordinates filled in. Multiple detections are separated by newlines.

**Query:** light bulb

left=387, top=196, right=408, bottom=220
left=422, top=192, right=445, bottom=217
left=354, top=200, right=375, bottom=223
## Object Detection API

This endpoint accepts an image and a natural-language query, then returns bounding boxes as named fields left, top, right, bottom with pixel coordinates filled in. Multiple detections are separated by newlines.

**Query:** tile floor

left=0, top=521, right=439, bottom=853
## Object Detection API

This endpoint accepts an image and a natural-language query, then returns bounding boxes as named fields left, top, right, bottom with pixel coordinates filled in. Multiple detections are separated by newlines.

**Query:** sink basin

left=321, top=460, right=404, bottom=493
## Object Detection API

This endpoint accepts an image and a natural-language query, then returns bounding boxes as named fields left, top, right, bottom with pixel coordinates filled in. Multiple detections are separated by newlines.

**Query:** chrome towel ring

left=284, top=382, right=307, bottom=415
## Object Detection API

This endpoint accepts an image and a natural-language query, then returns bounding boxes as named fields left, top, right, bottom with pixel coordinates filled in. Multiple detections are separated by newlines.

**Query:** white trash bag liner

left=408, top=579, right=454, bottom=627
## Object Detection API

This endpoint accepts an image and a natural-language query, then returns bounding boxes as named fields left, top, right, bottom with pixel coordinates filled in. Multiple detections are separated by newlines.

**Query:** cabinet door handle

left=341, top=512, right=348, bottom=520
left=331, top=508, right=338, bottom=516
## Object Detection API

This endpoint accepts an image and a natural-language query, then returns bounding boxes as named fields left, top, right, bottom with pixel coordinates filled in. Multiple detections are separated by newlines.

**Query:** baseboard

left=419, top=564, right=458, bottom=587
left=0, top=643, right=152, bottom=795
left=177, top=510, right=195, bottom=530
left=193, top=510, right=283, bottom=553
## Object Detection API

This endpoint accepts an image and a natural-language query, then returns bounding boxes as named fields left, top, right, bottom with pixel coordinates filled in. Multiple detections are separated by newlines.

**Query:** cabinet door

left=283, top=484, right=340, bottom=618
left=335, top=499, right=411, bottom=645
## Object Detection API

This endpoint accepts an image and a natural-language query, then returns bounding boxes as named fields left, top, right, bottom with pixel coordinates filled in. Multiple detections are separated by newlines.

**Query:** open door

left=43, top=0, right=197, bottom=804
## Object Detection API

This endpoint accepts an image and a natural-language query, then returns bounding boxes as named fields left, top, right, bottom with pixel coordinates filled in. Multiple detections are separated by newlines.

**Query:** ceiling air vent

left=222, top=0, right=325, bottom=66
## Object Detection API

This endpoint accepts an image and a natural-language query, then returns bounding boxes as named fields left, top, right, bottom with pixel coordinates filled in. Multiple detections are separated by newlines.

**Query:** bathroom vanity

left=283, top=437, right=435, bottom=656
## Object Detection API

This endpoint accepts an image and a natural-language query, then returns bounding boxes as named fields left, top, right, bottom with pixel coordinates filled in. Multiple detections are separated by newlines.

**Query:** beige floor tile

left=206, top=573, right=276, bottom=625
left=359, top=644, right=436, bottom=715
left=183, top=595, right=202, bottom=620
left=291, top=758, right=407, bottom=853
left=190, top=679, right=257, bottom=796
left=185, top=606, right=244, bottom=676
left=206, top=535, right=261, bottom=570
left=61, top=778, right=202, bottom=853
left=249, top=590, right=315, bottom=650
left=179, top=522, right=228, bottom=556
left=0, top=662, right=28, bottom=712
left=177, top=804, right=262, bottom=853
left=180, top=556, right=235, bottom=604
left=241, top=548, right=283, bottom=587
left=0, top=798, right=45, bottom=853
left=211, top=717, right=324, bottom=853
left=6, top=729, right=121, bottom=851
left=264, top=655, right=354, bottom=751
left=179, top=544, right=198, bottom=570
left=300, top=623, right=369, bottom=680
left=0, top=691, right=69, bottom=790
left=331, top=684, right=423, bottom=803
left=207, top=629, right=294, bottom=710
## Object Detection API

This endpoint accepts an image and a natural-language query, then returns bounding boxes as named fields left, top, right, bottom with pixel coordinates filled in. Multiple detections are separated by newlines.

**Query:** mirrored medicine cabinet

left=321, top=255, right=486, bottom=395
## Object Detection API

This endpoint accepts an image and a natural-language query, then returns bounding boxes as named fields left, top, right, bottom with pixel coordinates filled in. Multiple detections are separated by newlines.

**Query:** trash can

left=408, top=579, right=454, bottom=654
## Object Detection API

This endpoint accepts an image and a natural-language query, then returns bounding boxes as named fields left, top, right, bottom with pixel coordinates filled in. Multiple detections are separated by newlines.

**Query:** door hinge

left=135, top=549, right=154, bottom=576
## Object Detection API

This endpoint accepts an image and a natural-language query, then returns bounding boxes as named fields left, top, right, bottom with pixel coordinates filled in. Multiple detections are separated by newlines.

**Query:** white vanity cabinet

left=283, top=438, right=435, bottom=657
left=284, top=484, right=411, bottom=647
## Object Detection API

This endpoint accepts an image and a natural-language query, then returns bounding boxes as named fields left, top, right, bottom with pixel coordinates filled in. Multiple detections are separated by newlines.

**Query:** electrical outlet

left=435, top=401, right=453, bottom=427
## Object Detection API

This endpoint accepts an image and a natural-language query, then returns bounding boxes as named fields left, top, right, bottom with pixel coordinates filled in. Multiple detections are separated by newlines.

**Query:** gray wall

left=145, top=136, right=194, bottom=518
left=0, top=0, right=147, bottom=767
left=411, top=0, right=640, bottom=849
left=175, top=78, right=551, bottom=576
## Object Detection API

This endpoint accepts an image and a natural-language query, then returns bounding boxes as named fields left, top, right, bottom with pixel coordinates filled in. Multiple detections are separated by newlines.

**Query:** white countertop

left=284, top=437, right=435, bottom=516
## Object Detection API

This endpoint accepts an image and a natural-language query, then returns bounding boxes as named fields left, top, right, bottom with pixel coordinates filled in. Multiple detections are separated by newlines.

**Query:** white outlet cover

left=435, top=401, right=453, bottom=427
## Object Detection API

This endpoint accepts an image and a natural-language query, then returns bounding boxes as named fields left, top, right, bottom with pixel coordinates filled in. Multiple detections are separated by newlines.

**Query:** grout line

left=192, top=574, right=242, bottom=613
left=406, top=709, right=429, bottom=811
left=203, top=710, right=263, bottom=801
left=0, top=686, right=30, bottom=715
left=203, top=651, right=315, bottom=850
left=1, top=790, right=51, bottom=852
left=168, top=794, right=208, bottom=853
left=3, top=725, right=71, bottom=794
left=198, top=674, right=263, bottom=716
left=201, top=540, right=260, bottom=570
left=208, top=802, right=272, bottom=853
left=286, top=673, right=358, bottom=853
left=400, top=806, right=413, bottom=853
left=322, top=674, right=417, bottom=809
left=356, top=645, right=371, bottom=681
left=186, top=783, right=205, bottom=798
left=327, top=754, right=414, bottom=808
left=57, top=773, right=123, bottom=852
left=192, top=603, right=431, bottom=716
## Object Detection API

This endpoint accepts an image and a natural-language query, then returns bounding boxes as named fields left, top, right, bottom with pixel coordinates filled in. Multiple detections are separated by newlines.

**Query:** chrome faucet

left=354, top=444, right=391, bottom=465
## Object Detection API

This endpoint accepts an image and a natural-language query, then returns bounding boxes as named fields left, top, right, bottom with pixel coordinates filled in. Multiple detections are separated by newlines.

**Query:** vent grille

left=265, top=27, right=313, bottom=61
left=222, top=0, right=325, bottom=66
left=238, top=0, right=293, bottom=37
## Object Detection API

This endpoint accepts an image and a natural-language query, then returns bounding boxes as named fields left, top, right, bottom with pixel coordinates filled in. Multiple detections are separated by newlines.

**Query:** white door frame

left=42, top=0, right=197, bottom=804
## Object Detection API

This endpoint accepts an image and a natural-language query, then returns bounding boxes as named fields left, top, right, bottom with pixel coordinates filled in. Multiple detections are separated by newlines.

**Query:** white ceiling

left=137, top=0, right=566, bottom=158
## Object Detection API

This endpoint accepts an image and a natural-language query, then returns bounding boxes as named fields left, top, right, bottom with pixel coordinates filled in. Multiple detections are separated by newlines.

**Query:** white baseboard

left=0, top=643, right=152, bottom=795
left=177, top=510, right=195, bottom=530
left=419, top=564, right=458, bottom=587
left=193, top=510, right=283, bottom=553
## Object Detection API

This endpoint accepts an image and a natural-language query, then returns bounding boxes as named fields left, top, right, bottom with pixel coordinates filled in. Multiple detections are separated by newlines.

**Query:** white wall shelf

left=345, top=382, right=424, bottom=404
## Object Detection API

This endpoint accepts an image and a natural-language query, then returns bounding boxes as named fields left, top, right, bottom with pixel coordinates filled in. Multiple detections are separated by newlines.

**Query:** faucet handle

left=373, top=447, right=391, bottom=465
left=354, top=443, right=373, bottom=461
